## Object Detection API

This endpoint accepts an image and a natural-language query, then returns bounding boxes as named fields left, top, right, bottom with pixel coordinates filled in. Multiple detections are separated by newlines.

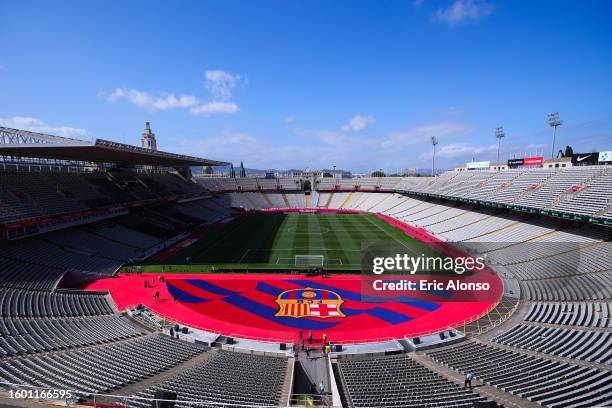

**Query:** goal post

left=295, top=255, right=325, bottom=269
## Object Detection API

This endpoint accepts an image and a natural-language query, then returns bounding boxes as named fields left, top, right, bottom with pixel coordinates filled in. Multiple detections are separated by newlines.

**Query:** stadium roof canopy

left=0, top=127, right=229, bottom=167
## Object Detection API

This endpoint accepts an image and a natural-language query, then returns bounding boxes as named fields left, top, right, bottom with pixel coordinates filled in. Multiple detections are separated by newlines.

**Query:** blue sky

left=1, top=0, right=611, bottom=172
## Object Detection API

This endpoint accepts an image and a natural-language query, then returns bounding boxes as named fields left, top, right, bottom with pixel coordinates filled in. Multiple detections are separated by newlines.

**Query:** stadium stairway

left=262, top=192, right=275, bottom=208
left=282, top=192, right=291, bottom=207
left=464, top=219, right=525, bottom=242
left=293, top=350, right=332, bottom=404
left=380, top=195, right=412, bottom=214
left=339, top=191, right=356, bottom=209
left=411, top=351, right=538, bottom=408
left=243, top=192, right=261, bottom=208
left=595, top=201, right=612, bottom=217
left=280, top=356, right=295, bottom=406
left=325, top=192, right=335, bottom=208
left=365, top=193, right=393, bottom=211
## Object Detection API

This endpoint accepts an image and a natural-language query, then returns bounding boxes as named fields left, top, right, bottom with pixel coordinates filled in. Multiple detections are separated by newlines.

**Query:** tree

left=564, top=146, right=573, bottom=157
left=323, top=172, right=332, bottom=177
left=371, top=170, right=385, bottom=177
left=204, top=166, right=213, bottom=175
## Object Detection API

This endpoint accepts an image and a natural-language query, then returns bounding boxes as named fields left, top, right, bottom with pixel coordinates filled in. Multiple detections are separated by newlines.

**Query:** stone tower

left=141, top=122, right=157, bottom=151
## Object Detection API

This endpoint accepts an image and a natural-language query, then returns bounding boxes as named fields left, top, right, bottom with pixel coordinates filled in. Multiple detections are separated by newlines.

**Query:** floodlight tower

left=548, top=112, right=562, bottom=159
left=495, top=127, right=505, bottom=164
left=332, top=165, right=336, bottom=178
left=431, top=136, right=438, bottom=176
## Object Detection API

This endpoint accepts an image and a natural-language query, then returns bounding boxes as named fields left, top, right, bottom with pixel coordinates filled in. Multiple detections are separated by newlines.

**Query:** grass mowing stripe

left=319, top=215, right=340, bottom=259
left=295, top=213, right=310, bottom=259
left=187, top=216, right=251, bottom=261
left=240, top=214, right=282, bottom=263
left=327, top=214, right=354, bottom=265
left=362, top=213, right=420, bottom=257
left=272, top=213, right=299, bottom=263
left=331, top=214, right=367, bottom=265
left=135, top=212, right=434, bottom=272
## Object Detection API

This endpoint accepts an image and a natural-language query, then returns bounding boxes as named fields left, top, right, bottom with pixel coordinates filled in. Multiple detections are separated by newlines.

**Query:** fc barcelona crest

left=275, top=288, right=346, bottom=319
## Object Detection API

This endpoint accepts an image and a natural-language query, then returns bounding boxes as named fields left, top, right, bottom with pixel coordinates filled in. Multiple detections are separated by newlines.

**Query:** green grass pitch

left=135, top=212, right=437, bottom=273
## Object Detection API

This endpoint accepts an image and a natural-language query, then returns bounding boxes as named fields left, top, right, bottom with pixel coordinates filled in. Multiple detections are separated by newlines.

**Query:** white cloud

left=285, top=116, right=296, bottom=124
left=419, top=142, right=497, bottom=161
left=152, top=94, right=199, bottom=111
left=416, top=140, right=553, bottom=166
left=434, top=0, right=494, bottom=25
left=104, top=69, right=243, bottom=117
left=106, top=88, right=199, bottom=111
left=341, top=114, right=376, bottom=132
left=381, top=122, right=474, bottom=150
left=166, top=130, right=352, bottom=170
left=189, top=101, right=239, bottom=116
left=105, top=88, right=238, bottom=116
left=204, top=70, right=241, bottom=100
left=162, top=120, right=478, bottom=172
left=281, top=121, right=474, bottom=170
left=0, top=116, right=89, bottom=138
left=315, top=130, right=355, bottom=146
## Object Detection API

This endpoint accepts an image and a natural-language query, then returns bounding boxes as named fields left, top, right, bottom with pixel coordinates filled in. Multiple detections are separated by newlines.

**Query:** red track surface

left=86, top=272, right=502, bottom=343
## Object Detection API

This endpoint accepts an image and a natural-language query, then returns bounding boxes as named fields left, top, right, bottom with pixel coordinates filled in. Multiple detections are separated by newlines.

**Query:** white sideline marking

left=363, top=215, right=419, bottom=256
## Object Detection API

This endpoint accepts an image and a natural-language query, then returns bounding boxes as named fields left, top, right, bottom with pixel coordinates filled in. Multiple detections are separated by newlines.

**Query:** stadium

left=2, top=1, right=612, bottom=407
left=0, top=122, right=610, bottom=408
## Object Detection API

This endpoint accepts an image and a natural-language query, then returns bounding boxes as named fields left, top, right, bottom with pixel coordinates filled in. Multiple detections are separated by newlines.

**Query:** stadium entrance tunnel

left=86, top=208, right=504, bottom=343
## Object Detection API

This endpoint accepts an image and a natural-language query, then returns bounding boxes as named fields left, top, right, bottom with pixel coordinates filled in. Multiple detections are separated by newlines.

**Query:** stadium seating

left=0, top=238, right=122, bottom=275
left=335, top=353, right=488, bottom=408
left=0, top=315, right=145, bottom=357
left=127, top=350, right=289, bottom=408
left=427, top=340, right=612, bottom=408
left=278, top=177, right=300, bottom=190
left=0, top=165, right=611, bottom=408
left=0, top=289, right=113, bottom=318
left=514, top=166, right=604, bottom=209
left=286, top=192, right=306, bottom=208
left=0, top=334, right=205, bottom=396
left=0, top=257, right=65, bottom=290
left=317, top=177, right=338, bottom=190
left=0, top=189, right=43, bottom=223
left=551, top=167, right=612, bottom=216
left=524, top=302, right=612, bottom=328
left=492, top=324, right=612, bottom=364
left=0, top=171, right=87, bottom=218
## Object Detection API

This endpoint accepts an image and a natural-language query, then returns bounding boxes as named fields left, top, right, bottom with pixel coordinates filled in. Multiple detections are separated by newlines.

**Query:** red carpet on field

left=86, top=273, right=502, bottom=343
